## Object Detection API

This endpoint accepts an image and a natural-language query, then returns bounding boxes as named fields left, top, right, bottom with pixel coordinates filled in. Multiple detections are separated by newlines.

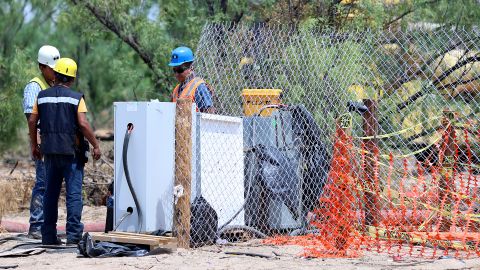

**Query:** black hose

left=288, top=228, right=319, bottom=236
left=0, top=242, right=76, bottom=254
left=217, top=147, right=257, bottom=234
left=216, top=147, right=272, bottom=240
left=217, top=201, right=246, bottom=233
left=113, top=209, right=133, bottom=231
left=254, top=104, right=287, bottom=117
left=122, top=123, right=143, bottom=233
left=218, top=225, right=267, bottom=239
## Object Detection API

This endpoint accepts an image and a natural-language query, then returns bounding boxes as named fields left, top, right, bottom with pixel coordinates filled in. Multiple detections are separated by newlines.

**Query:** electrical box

left=114, top=102, right=245, bottom=233
left=192, top=113, right=245, bottom=227
left=113, top=102, right=177, bottom=232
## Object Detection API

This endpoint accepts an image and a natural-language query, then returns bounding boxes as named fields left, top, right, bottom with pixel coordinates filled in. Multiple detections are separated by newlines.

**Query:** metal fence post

left=439, top=109, right=457, bottom=232
left=362, top=99, right=380, bottom=226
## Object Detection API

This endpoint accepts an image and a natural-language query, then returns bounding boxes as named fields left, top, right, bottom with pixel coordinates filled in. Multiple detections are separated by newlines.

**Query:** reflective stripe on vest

left=172, top=77, right=205, bottom=103
left=29, top=76, right=49, bottom=90
left=37, top=96, right=80, bottom=106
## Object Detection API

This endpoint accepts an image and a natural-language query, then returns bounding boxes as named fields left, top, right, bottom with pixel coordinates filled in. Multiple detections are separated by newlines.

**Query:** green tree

left=1, top=0, right=479, bottom=152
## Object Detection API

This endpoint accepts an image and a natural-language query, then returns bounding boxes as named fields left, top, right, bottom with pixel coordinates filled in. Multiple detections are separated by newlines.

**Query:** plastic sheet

left=255, top=145, right=300, bottom=218
left=190, top=196, right=218, bottom=247
left=78, top=233, right=148, bottom=258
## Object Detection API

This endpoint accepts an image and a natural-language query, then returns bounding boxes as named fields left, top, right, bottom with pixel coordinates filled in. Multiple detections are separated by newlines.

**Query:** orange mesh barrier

left=264, top=115, right=480, bottom=259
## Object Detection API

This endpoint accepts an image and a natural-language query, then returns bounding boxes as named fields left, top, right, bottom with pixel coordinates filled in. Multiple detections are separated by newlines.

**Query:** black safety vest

left=37, top=85, right=83, bottom=155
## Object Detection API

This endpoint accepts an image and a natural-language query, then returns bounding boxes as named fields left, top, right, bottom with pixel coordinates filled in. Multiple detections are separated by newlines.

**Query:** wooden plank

left=107, top=232, right=177, bottom=244
left=91, top=232, right=178, bottom=252
left=92, top=234, right=159, bottom=246
left=173, top=98, right=193, bottom=248
left=108, top=231, right=174, bottom=239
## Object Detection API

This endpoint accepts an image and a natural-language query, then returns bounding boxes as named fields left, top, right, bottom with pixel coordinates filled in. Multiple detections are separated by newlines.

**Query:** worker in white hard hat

left=22, top=45, right=60, bottom=239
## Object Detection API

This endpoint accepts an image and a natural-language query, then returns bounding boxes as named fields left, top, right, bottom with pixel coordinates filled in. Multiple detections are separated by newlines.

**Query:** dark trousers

left=42, top=154, right=84, bottom=244
left=29, top=159, right=45, bottom=232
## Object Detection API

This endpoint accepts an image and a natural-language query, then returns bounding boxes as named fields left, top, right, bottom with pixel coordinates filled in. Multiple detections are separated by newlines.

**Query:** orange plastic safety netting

left=264, top=114, right=480, bottom=259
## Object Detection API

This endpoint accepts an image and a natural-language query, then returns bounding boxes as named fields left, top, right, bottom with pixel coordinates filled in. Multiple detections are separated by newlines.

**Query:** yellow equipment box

left=241, top=89, right=282, bottom=116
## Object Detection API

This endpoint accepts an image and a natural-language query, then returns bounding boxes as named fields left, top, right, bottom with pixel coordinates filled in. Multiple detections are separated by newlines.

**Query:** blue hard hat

left=168, top=46, right=194, bottom=67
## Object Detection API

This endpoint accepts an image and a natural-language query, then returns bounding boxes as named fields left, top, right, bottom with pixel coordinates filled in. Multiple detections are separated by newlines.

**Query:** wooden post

left=439, top=109, right=457, bottom=231
left=362, top=99, right=380, bottom=226
left=173, top=99, right=193, bottom=248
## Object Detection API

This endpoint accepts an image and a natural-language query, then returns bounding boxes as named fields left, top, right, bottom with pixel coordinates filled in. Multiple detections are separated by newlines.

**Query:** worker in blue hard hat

left=169, top=46, right=214, bottom=113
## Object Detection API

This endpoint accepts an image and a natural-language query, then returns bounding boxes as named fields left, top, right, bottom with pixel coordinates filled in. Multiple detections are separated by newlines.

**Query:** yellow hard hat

left=53, top=58, right=77, bottom=78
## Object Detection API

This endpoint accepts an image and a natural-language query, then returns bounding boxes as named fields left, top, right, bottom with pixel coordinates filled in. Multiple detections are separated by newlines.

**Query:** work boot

left=27, top=229, right=42, bottom=240
left=66, top=238, right=80, bottom=246
left=42, top=236, right=62, bottom=245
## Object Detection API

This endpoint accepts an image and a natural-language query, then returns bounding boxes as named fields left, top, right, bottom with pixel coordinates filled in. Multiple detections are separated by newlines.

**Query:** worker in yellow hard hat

left=22, top=45, right=60, bottom=239
left=28, top=58, right=101, bottom=245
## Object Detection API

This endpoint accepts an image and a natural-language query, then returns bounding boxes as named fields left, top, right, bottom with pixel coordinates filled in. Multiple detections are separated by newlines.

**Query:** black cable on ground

left=216, top=147, right=268, bottom=240
left=288, top=228, right=319, bottom=236
left=0, top=242, right=76, bottom=252
left=224, top=251, right=274, bottom=259
left=0, top=234, right=41, bottom=248
left=0, top=234, right=33, bottom=244
left=217, top=149, right=255, bottom=232
left=122, top=123, right=143, bottom=233
left=218, top=225, right=267, bottom=239
left=0, top=265, right=18, bottom=269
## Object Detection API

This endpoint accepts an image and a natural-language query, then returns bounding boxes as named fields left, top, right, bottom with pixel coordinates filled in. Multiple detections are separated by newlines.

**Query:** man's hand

left=92, top=146, right=101, bottom=160
left=78, top=111, right=102, bottom=161
left=28, top=113, right=40, bottom=160
left=31, top=145, right=42, bottom=160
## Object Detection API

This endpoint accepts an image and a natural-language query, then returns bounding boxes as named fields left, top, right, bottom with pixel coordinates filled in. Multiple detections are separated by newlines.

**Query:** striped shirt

left=23, top=82, right=42, bottom=113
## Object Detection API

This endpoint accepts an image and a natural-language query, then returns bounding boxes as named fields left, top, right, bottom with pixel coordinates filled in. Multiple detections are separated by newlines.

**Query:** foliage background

left=1, top=0, right=479, bottom=153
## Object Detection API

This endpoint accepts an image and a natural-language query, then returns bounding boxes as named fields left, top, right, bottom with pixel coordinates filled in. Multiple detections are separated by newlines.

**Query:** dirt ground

left=1, top=235, right=480, bottom=270
left=1, top=206, right=480, bottom=270
left=0, top=145, right=113, bottom=222
left=2, top=154, right=480, bottom=269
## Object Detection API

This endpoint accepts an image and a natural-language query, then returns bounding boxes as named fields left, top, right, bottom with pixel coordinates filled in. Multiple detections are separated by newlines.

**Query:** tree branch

left=384, top=9, right=414, bottom=28
left=396, top=53, right=480, bottom=111
left=70, top=0, right=160, bottom=82
left=390, top=35, right=480, bottom=95
left=205, top=0, right=215, bottom=17
left=432, top=54, right=479, bottom=86
left=405, top=124, right=442, bottom=143
left=339, top=1, right=355, bottom=28
left=220, top=0, right=228, bottom=14
left=437, top=74, right=480, bottom=91
left=384, top=0, right=440, bottom=28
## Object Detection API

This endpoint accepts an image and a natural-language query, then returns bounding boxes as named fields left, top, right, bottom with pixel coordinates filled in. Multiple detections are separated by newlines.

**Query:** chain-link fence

left=179, top=23, right=480, bottom=258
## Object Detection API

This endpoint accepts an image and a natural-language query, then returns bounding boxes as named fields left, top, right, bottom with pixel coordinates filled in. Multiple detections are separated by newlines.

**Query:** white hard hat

left=37, top=45, right=60, bottom=68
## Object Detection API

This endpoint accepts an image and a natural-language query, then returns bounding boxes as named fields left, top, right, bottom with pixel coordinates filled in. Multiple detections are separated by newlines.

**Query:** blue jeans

left=29, top=159, right=45, bottom=232
left=42, top=154, right=84, bottom=244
